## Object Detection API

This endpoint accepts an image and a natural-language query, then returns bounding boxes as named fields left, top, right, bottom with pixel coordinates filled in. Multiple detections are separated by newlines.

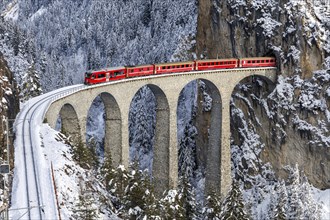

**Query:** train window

left=98, top=74, right=105, bottom=78
left=116, top=71, right=124, bottom=75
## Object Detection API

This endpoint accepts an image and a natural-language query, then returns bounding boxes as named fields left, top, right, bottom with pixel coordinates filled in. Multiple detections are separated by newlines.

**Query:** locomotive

left=84, top=57, right=276, bottom=85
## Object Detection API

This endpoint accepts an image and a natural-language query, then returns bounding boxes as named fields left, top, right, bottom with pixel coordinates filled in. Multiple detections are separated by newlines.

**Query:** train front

left=84, top=71, right=93, bottom=84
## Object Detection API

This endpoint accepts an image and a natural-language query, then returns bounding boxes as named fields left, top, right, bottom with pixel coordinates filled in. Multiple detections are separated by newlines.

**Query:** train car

left=195, top=58, right=238, bottom=71
left=84, top=57, right=277, bottom=85
left=239, top=57, right=276, bottom=68
left=154, top=61, right=195, bottom=75
left=84, top=67, right=126, bottom=85
left=126, top=64, right=155, bottom=78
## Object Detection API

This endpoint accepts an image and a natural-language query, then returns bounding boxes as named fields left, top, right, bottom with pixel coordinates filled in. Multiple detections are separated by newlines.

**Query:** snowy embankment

left=39, top=124, right=115, bottom=219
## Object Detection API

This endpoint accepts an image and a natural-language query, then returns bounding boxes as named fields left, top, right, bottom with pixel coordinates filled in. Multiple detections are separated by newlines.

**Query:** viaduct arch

left=45, top=68, right=277, bottom=196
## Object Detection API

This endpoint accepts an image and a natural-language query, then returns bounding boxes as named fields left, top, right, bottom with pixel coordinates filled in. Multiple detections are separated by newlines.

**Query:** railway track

left=11, top=85, right=85, bottom=219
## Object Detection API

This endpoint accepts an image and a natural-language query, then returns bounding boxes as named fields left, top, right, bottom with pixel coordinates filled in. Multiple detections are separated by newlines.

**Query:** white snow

left=313, top=188, right=330, bottom=220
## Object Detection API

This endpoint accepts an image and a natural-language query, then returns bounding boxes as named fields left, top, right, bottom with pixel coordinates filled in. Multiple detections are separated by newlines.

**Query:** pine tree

left=108, top=165, right=129, bottom=211
left=266, top=186, right=279, bottom=220
left=287, top=164, right=303, bottom=219
left=178, top=121, right=197, bottom=180
left=220, top=181, right=249, bottom=220
left=203, top=190, right=222, bottom=219
left=20, top=62, right=42, bottom=101
left=299, top=176, right=321, bottom=220
left=72, top=138, right=98, bottom=169
left=124, top=161, right=159, bottom=219
left=158, top=189, right=186, bottom=219
left=177, top=175, right=197, bottom=219
left=73, top=187, right=98, bottom=220
left=275, top=180, right=288, bottom=220
left=100, top=151, right=114, bottom=190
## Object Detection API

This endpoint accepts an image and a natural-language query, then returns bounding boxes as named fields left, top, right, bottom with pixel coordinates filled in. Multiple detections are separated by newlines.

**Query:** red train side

left=154, top=61, right=195, bottom=75
left=195, top=58, right=238, bottom=70
left=239, top=57, right=276, bottom=68
left=126, top=64, right=155, bottom=78
left=84, top=57, right=276, bottom=85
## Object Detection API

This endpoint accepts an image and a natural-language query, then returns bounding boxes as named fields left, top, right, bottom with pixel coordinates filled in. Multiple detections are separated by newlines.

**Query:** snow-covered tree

left=73, top=187, right=98, bottom=220
left=177, top=175, right=197, bottom=219
left=99, top=151, right=114, bottom=190
left=220, top=181, right=249, bottom=220
left=122, top=161, right=156, bottom=219
left=274, top=180, right=288, bottom=220
left=287, top=164, right=303, bottom=219
left=202, top=191, right=222, bottom=219
left=158, top=189, right=186, bottom=219
left=129, top=86, right=156, bottom=174
left=178, top=120, right=197, bottom=180
left=266, top=186, right=279, bottom=220
left=20, top=62, right=42, bottom=101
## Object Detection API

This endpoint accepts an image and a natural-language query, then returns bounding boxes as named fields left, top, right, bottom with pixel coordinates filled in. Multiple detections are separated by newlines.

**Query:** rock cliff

left=196, top=0, right=329, bottom=78
left=196, top=0, right=330, bottom=189
left=0, top=53, right=19, bottom=165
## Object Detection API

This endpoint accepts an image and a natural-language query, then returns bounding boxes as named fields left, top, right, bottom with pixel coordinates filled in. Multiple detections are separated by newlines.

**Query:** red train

left=84, top=57, right=276, bottom=85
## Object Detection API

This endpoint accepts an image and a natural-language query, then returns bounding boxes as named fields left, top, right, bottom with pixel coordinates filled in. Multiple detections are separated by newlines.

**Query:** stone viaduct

left=45, top=67, right=277, bottom=196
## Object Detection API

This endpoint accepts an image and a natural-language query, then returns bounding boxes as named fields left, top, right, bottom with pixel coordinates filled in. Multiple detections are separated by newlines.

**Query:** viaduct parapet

left=45, top=68, right=277, bottom=196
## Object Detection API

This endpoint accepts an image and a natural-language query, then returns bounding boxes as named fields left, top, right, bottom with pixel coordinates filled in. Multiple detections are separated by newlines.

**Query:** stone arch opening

left=58, top=103, right=81, bottom=143
left=230, top=74, right=276, bottom=184
left=86, top=92, right=121, bottom=166
left=176, top=79, right=222, bottom=196
left=128, top=84, right=169, bottom=195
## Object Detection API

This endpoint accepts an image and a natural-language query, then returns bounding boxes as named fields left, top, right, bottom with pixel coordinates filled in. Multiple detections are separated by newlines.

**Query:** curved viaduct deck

left=45, top=67, right=277, bottom=196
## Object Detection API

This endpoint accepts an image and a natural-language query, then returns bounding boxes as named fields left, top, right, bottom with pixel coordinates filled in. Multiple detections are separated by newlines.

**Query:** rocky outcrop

left=0, top=53, right=19, bottom=165
left=196, top=0, right=328, bottom=78
left=230, top=72, right=330, bottom=189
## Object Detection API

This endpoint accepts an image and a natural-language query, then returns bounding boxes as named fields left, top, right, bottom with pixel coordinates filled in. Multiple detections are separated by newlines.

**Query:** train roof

left=126, top=64, right=154, bottom=69
left=196, top=58, right=238, bottom=62
left=87, top=66, right=126, bottom=73
left=155, top=61, right=195, bottom=66
left=240, top=57, right=275, bottom=60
